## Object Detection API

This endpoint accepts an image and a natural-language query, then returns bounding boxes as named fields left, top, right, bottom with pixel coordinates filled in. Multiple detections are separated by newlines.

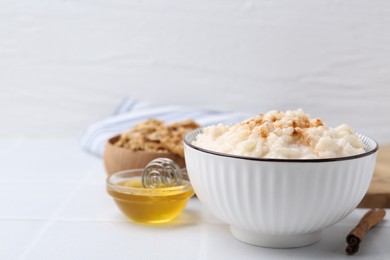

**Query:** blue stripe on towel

left=79, top=98, right=252, bottom=157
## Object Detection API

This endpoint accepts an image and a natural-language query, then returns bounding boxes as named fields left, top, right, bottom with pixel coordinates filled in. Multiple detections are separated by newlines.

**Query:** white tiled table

left=1, top=139, right=389, bottom=260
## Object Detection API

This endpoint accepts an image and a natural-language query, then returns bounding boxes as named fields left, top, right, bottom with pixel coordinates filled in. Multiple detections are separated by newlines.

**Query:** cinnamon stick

left=345, top=208, right=386, bottom=255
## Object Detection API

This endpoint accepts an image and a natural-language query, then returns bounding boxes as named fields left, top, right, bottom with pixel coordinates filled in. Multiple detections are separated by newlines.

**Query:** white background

left=1, top=0, right=390, bottom=143
left=1, top=2, right=389, bottom=259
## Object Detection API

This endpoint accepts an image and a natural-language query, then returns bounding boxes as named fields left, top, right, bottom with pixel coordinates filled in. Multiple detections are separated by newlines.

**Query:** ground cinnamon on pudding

left=193, top=109, right=366, bottom=159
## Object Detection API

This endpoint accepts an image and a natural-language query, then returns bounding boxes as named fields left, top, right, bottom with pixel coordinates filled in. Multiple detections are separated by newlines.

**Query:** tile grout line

left=0, top=217, right=128, bottom=223
left=18, top=167, right=97, bottom=260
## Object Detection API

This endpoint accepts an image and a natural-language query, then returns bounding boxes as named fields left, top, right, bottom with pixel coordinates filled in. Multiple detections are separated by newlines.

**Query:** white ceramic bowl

left=183, top=129, right=378, bottom=248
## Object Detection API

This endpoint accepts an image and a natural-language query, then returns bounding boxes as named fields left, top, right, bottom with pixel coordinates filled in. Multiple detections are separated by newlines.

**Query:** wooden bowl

left=104, top=135, right=186, bottom=176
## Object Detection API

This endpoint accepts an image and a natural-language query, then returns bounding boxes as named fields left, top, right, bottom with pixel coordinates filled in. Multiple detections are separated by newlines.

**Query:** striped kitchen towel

left=79, top=98, right=252, bottom=157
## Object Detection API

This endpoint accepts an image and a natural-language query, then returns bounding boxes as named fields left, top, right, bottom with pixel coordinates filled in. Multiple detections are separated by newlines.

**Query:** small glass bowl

left=106, top=169, right=194, bottom=224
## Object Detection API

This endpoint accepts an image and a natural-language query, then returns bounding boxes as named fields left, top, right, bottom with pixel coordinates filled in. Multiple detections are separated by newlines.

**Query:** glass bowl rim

left=106, top=168, right=193, bottom=196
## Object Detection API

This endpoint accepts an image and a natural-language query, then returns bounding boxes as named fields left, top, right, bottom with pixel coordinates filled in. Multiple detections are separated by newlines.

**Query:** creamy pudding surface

left=192, top=109, right=366, bottom=159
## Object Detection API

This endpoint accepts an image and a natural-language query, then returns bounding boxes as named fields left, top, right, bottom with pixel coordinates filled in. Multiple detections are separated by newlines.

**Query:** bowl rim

left=106, top=169, right=193, bottom=196
left=183, top=128, right=379, bottom=163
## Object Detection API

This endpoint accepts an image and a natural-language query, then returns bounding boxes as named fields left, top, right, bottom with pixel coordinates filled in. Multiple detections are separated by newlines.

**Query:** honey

left=107, top=177, right=194, bottom=224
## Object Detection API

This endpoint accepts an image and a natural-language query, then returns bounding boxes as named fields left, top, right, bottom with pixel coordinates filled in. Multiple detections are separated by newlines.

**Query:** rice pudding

left=192, top=109, right=365, bottom=159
